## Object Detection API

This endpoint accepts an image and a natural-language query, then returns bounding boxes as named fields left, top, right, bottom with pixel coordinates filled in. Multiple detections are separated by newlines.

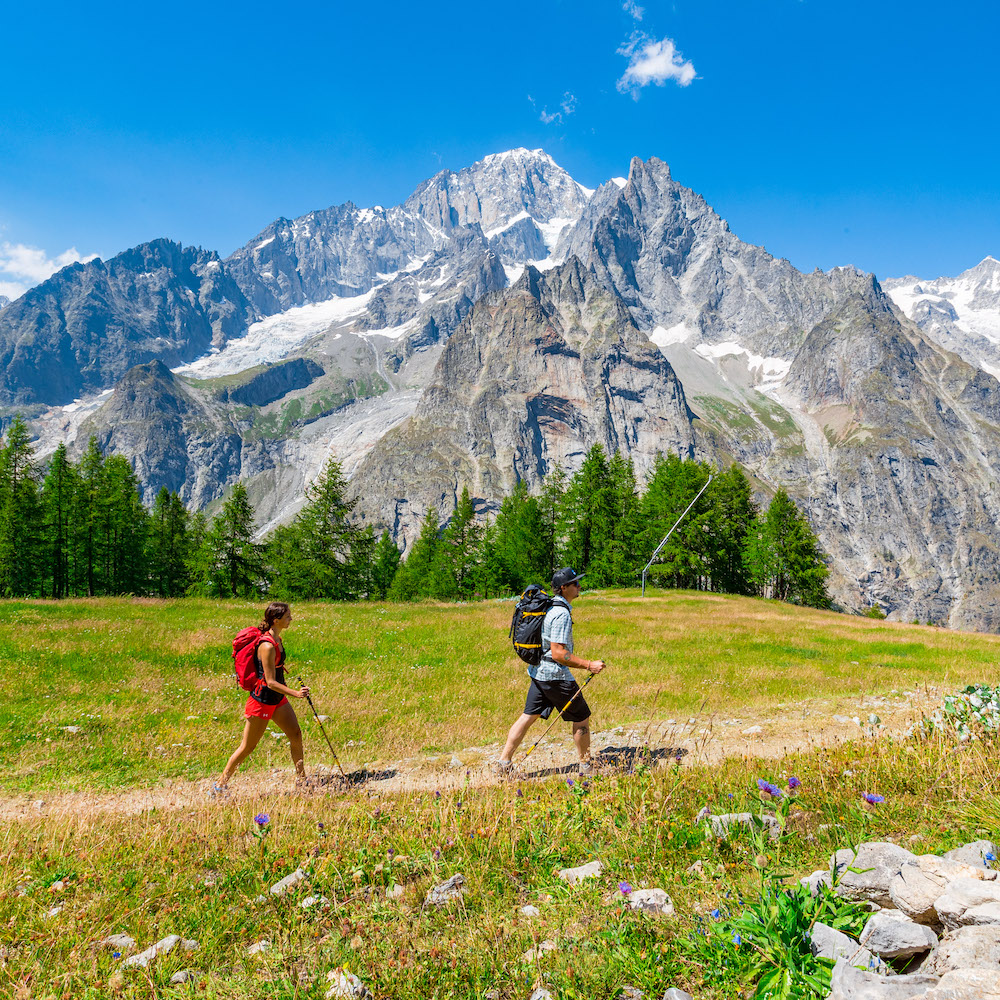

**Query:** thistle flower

left=566, top=778, right=575, bottom=788
left=254, top=813, right=270, bottom=827
left=788, top=776, right=801, bottom=790
left=619, top=881, right=632, bottom=895
left=756, top=778, right=782, bottom=799
left=861, top=792, right=885, bottom=804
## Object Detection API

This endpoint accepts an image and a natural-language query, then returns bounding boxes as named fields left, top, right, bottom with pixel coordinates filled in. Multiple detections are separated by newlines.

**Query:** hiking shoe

left=208, top=783, right=230, bottom=799
left=578, top=760, right=593, bottom=776
left=495, top=760, right=515, bottom=779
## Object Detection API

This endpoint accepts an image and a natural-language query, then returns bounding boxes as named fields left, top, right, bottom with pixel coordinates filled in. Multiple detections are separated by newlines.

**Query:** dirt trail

left=2, top=688, right=940, bottom=822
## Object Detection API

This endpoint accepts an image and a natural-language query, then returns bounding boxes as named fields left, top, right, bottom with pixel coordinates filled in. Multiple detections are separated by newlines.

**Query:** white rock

left=301, top=895, right=330, bottom=909
left=833, top=842, right=918, bottom=906
left=101, top=934, right=136, bottom=951
left=529, top=990, right=553, bottom=1000
left=921, top=967, right=1000, bottom=999
left=520, top=905, right=541, bottom=917
left=122, top=934, right=182, bottom=969
left=929, top=924, right=1000, bottom=974
left=890, top=855, right=996, bottom=923
left=827, top=956, right=937, bottom=999
left=522, top=939, right=557, bottom=961
left=317, top=715, right=330, bottom=723
left=270, top=868, right=307, bottom=896
left=44, top=905, right=62, bottom=918
left=325, top=966, right=372, bottom=998
left=859, top=909, right=938, bottom=958
left=709, top=813, right=781, bottom=842
left=662, top=991, right=694, bottom=1000
left=386, top=884, right=405, bottom=900
left=808, top=921, right=888, bottom=974
left=943, top=840, right=998, bottom=868
left=934, top=878, right=1000, bottom=930
left=965, top=901, right=1000, bottom=924
left=50, top=880, right=65, bottom=891
left=741, top=725, right=763, bottom=735
left=246, top=940, right=270, bottom=955
left=61, top=726, right=82, bottom=733
left=424, top=873, right=466, bottom=906
left=627, top=888, right=674, bottom=917
left=170, top=970, right=199, bottom=984
left=801, top=870, right=832, bottom=896
left=557, top=860, right=603, bottom=884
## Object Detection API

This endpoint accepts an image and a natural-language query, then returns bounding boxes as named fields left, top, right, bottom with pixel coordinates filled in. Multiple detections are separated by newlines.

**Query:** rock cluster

left=802, top=840, right=1000, bottom=998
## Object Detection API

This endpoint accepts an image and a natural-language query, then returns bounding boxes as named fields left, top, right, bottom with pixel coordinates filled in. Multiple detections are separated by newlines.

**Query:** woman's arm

left=259, top=641, right=309, bottom=698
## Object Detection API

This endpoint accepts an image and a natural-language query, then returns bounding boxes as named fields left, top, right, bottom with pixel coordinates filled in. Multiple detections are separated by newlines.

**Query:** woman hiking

left=214, top=602, right=310, bottom=793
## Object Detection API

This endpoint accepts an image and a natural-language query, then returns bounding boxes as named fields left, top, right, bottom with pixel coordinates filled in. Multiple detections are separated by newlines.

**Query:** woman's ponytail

left=260, top=601, right=290, bottom=633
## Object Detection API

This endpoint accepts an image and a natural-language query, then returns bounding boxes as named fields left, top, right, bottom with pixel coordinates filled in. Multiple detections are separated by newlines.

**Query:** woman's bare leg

left=272, top=701, right=306, bottom=778
left=219, top=716, right=268, bottom=785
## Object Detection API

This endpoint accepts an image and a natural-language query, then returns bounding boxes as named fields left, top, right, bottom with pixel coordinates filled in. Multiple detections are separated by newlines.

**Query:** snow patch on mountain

left=175, top=291, right=375, bottom=379
left=693, top=341, right=792, bottom=385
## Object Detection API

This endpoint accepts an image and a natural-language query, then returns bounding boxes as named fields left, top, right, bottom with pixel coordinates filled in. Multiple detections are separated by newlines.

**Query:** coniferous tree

left=76, top=437, right=106, bottom=596
left=147, top=487, right=191, bottom=597
left=198, top=483, right=265, bottom=598
left=537, top=464, right=567, bottom=580
left=745, top=489, right=829, bottom=607
left=370, top=530, right=401, bottom=600
left=102, top=455, right=149, bottom=594
left=388, top=506, right=440, bottom=600
left=40, top=443, right=79, bottom=598
left=428, top=486, right=481, bottom=598
left=0, top=416, right=42, bottom=596
left=562, top=445, right=616, bottom=580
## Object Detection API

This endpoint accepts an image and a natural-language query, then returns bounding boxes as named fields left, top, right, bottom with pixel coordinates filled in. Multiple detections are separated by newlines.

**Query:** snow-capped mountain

left=884, top=257, right=1000, bottom=376
left=5, top=148, right=1000, bottom=628
left=0, top=295, right=10, bottom=312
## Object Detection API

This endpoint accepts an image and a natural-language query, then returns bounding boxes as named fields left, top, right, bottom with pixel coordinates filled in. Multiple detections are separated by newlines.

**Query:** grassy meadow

left=2, top=592, right=999, bottom=999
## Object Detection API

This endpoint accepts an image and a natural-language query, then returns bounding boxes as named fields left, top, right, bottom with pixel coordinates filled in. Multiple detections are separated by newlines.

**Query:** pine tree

left=388, top=507, right=440, bottom=600
left=201, top=483, right=265, bottom=598
left=371, top=530, right=401, bottom=600
left=537, top=464, right=567, bottom=579
left=75, top=437, right=106, bottom=596
left=102, top=455, right=149, bottom=594
left=562, top=445, right=616, bottom=581
left=428, top=487, right=481, bottom=598
left=745, top=489, right=829, bottom=608
left=147, top=488, right=191, bottom=597
left=40, top=443, right=79, bottom=598
left=0, top=416, right=42, bottom=596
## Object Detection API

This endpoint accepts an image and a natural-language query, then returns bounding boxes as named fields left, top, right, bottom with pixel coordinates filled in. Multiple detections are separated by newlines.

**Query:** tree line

left=0, top=417, right=829, bottom=607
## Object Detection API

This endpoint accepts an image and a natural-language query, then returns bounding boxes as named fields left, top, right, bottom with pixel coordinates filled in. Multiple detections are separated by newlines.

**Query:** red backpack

left=232, top=627, right=274, bottom=692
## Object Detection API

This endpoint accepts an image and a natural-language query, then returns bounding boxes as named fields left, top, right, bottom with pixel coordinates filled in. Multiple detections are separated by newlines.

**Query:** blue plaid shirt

left=528, top=596, right=574, bottom=682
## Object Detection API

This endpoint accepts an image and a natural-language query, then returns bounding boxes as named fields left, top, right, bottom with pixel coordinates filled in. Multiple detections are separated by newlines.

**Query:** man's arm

left=549, top=642, right=605, bottom=674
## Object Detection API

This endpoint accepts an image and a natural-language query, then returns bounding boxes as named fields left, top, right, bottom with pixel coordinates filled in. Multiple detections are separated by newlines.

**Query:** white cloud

left=0, top=242, right=98, bottom=300
left=623, top=0, right=644, bottom=20
left=539, top=108, right=562, bottom=125
left=617, top=34, right=696, bottom=96
left=560, top=92, right=577, bottom=116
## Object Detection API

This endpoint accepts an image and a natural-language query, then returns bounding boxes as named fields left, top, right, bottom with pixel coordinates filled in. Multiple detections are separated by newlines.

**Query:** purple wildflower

left=861, top=792, right=885, bottom=804
left=433, top=847, right=441, bottom=859
left=619, top=881, right=633, bottom=895
left=254, top=813, right=270, bottom=826
left=566, top=778, right=575, bottom=788
left=517, top=788, right=524, bottom=798
left=435, top=790, right=441, bottom=799
left=788, top=776, right=801, bottom=790
left=756, top=778, right=782, bottom=799
left=317, top=822, right=324, bottom=830
left=387, top=848, right=395, bottom=857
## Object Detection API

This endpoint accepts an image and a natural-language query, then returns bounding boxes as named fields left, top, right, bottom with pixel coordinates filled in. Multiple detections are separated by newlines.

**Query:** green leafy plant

left=931, top=684, right=1000, bottom=740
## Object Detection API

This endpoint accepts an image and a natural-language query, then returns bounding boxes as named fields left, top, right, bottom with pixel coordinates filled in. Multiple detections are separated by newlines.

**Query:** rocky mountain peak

left=0, top=295, right=10, bottom=311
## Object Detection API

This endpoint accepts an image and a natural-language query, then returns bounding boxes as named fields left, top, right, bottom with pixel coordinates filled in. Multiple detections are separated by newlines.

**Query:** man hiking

left=498, top=567, right=606, bottom=776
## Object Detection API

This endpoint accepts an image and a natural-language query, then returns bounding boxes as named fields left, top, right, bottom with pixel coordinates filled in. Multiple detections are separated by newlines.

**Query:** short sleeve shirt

left=529, top=596, right=573, bottom=682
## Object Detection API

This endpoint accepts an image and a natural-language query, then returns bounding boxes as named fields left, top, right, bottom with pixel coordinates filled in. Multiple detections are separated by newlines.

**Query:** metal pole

left=641, top=475, right=714, bottom=596
left=297, top=675, right=348, bottom=779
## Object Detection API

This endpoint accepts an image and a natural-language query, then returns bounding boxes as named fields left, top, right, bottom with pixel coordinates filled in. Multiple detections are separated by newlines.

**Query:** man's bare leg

left=573, top=717, right=591, bottom=763
left=500, top=713, right=540, bottom=763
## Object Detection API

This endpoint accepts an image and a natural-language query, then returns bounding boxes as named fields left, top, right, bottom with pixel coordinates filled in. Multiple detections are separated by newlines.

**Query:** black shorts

left=524, top=676, right=591, bottom=723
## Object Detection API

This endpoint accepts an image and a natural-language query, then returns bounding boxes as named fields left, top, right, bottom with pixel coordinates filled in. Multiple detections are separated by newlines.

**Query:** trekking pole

left=519, top=673, right=596, bottom=765
left=297, top=675, right=348, bottom=780
left=641, top=475, right=713, bottom=596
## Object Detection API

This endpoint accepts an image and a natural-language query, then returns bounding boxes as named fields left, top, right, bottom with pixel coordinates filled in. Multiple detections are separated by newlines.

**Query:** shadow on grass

left=521, top=745, right=687, bottom=780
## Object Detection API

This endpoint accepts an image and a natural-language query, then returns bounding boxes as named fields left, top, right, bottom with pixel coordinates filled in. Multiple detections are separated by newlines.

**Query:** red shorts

left=245, top=696, right=288, bottom=720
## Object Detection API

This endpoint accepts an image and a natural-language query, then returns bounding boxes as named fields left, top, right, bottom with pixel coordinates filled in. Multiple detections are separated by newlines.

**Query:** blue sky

left=1, top=0, right=997, bottom=299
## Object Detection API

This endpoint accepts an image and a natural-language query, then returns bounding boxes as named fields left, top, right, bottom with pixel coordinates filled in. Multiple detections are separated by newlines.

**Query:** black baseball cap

left=552, top=567, right=586, bottom=590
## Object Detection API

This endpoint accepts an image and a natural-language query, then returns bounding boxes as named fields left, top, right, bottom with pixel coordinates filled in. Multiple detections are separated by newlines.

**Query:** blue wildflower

left=757, top=778, right=782, bottom=798
left=732, top=932, right=742, bottom=946
left=254, top=813, right=269, bottom=826
left=710, top=908, right=721, bottom=919
left=862, top=792, right=885, bottom=804
left=566, top=778, right=575, bottom=787
left=985, top=852, right=996, bottom=862
left=788, top=775, right=802, bottom=790
left=112, top=952, right=122, bottom=959
left=619, top=881, right=633, bottom=895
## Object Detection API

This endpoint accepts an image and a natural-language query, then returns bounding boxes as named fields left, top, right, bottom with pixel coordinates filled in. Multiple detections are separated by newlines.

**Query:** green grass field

left=1, top=591, right=998, bottom=793
left=2, top=592, right=999, bottom=999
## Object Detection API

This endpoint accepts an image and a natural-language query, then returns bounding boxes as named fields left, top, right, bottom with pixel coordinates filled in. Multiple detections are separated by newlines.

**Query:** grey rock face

left=859, top=909, right=938, bottom=959
left=889, top=856, right=996, bottom=924
left=929, top=924, right=1000, bottom=974
left=943, top=841, right=999, bottom=868
left=809, top=921, right=888, bottom=974
left=350, top=260, right=695, bottom=548
left=934, top=878, right=1000, bottom=930
left=0, top=294, right=10, bottom=311
left=0, top=239, right=258, bottom=406
left=827, top=956, right=938, bottom=999
left=833, top=843, right=918, bottom=907
left=424, top=873, right=466, bottom=906
left=922, top=967, right=1000, bottom=999
left=626, top=888, right=674, bottom=917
